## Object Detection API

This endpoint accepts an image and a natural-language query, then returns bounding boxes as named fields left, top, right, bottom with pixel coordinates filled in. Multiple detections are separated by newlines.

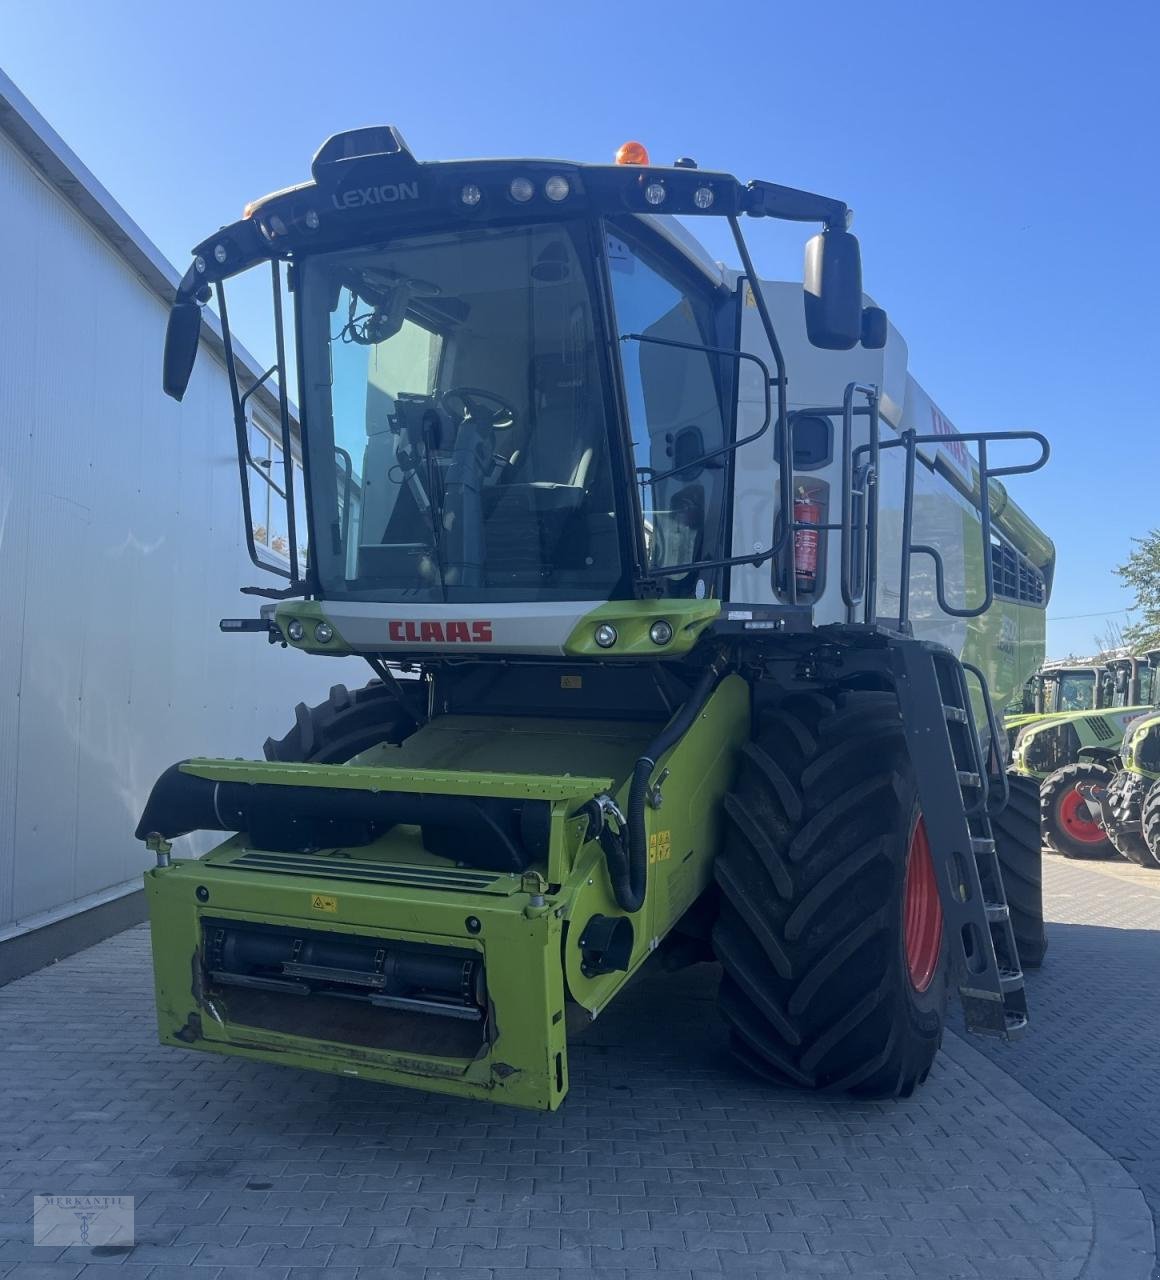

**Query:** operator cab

left=162, top=126, right=882, bottom=616
left=1040, top=664, right=1102, bottom=713
left=1106, top=656, right=1147, bottom=708
left=304, top=216, right=733, bottom=603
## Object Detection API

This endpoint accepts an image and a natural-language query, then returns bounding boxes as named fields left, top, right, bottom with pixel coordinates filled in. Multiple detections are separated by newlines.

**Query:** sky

left=3, top=0, right=1158, bottom=657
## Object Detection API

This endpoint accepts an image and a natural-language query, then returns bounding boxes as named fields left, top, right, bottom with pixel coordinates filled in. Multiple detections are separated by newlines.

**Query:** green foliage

left=1117, top=530, right=1160, bottom=652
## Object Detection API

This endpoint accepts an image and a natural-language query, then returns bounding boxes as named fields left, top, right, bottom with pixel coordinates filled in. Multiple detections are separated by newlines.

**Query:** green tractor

left=137, top=127, right=1053, bottom=1110
left=1071, top=651, right=1160, bottom=868
left=1014, top=653, right=1156, bottom=858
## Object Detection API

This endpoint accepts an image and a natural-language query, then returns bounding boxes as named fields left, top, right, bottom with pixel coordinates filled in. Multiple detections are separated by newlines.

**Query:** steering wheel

left=440, top=387, right=517, bottom=431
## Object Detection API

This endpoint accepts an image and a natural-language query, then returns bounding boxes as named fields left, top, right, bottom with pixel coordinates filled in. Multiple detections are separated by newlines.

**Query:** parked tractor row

left=1007, top=652, right=1160, bottom=867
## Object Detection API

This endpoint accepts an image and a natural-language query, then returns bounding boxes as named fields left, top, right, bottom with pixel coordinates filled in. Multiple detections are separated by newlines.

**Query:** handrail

left=875, top=430, right=1049, bottom=626
left=618, top=334, right=773, bottom=486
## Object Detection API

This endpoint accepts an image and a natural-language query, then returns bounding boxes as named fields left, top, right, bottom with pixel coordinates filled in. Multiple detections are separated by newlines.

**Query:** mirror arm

left=746, top=180, right=850, bottom=230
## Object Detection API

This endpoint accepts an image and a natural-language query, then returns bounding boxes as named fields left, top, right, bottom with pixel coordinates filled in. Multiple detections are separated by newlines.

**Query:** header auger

left=138, top=128, right=1052, bottom=1108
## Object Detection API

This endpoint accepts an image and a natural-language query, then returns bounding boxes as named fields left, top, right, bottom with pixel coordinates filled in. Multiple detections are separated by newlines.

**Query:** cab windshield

left=299, top=222, right=624, bottom=601
left=1050, top=671, right=1097, bottom=712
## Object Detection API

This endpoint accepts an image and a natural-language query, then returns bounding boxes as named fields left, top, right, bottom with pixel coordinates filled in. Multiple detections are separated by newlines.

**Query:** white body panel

left=0, top=86, right=361, bottom=939
left=729, top=279, right=991, bottom=654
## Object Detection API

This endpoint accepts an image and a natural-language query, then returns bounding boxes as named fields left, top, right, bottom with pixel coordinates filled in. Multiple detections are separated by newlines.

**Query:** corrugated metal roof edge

left=0, top=65, right=290, bottom=426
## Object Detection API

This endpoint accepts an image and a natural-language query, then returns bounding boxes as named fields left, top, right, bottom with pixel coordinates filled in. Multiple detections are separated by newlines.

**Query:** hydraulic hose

left=603, top=657, right=729, bottom=912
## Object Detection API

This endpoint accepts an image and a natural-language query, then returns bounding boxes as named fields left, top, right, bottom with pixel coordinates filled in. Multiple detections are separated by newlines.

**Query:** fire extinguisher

left=793, top=485, right=822, bottom=593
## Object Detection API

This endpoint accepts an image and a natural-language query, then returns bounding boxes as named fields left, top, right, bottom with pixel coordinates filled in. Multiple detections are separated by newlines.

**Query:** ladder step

left=943, top=704, right=969, bottom=723
left=971, top=837, right=996, bottom=855
left=999, top=968, right=1024, bottom=993
left=984, top=901, right=1009, bottom=923
left=956, top=771, right=982, bottom=788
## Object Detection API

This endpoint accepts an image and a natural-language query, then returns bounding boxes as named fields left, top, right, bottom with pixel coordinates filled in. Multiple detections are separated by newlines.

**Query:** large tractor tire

left=992, top=772, right=1047, bottom=968
left=263, top=680, right=418, bottom=765
left=1040, top=762, right=1115, bottom=860
left=1139, top=779, right=1160, bottom=871
left=1104, top=770, right=1155, bottom=867
left=712, top=689, right=948, bottom=1099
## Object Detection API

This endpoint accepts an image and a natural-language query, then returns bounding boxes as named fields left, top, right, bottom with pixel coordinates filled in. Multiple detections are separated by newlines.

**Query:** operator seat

left=481, top=352, right=607, bottom=583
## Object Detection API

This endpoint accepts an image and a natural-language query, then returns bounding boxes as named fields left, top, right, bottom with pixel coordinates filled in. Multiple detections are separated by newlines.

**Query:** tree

left=1117, top=530, right=1160, bottom=652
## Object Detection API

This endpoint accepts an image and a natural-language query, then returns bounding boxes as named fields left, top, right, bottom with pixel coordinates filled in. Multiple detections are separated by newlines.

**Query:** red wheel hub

left=903, top=816, right=943, bottom=992
left=1058, top=788, right=1106, bottom=843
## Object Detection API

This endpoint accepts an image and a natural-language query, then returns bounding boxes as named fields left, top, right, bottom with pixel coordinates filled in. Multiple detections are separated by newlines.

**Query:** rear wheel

left=1104, top=770, right=1156, bottom=866
left=263, top=680, right=418, bottom=764
left=992, top=772, right=1047, bottom=968
left=712, top=689, right=948, bottom=1099
left=1139, top=779, right=1160, bottom=870
left=1040, top=762, right=1115, bottom=860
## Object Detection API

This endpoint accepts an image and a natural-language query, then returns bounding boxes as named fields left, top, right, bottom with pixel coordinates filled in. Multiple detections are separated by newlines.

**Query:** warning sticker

left=648, top=830, right=672, bottom=864
left=311, top=894, right=338, bottom=913
left=560, top=674, right=582, bottom=689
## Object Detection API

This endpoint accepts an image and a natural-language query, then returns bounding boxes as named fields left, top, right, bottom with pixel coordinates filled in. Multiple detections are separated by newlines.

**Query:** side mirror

left=163, top=301, right=203, bottom=401
left=803, top=228, right=863, bottom=350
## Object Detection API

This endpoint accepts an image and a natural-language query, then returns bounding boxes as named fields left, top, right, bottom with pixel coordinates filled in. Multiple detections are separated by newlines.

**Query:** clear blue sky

left=4, top=0, right=1158, bottom=656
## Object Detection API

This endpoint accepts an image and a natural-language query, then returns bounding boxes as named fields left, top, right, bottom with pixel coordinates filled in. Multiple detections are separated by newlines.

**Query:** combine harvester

left=137, top=130, right=1052, bottom=1108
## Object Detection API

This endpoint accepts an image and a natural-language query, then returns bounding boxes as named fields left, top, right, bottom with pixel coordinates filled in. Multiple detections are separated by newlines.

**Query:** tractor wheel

left=992, top=772, right=1047, bottom=968
left=263, top=680, right=418, bottom=764
left=1104, top=770, right=1154, bottom=866
left=712, top=689, right=948, bottom=1099
left=1139, top=779, right=1160, bottom=870
left=1040, top=762, right=1115, bottom=860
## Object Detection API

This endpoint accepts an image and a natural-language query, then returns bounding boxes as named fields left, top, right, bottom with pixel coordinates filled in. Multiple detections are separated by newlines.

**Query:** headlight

left=649, top=620, right=673, bottom=646
left=286, top=619, right=304, bottom=642
left=594, top=623, right=618, bottom=649
left=314, top=622, right=334, bottom=643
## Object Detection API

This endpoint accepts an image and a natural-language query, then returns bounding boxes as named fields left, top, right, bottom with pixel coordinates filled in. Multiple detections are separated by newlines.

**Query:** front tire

left=992, top=773, right=1047, bottom=967
left=263, top=680, right=418, bottom=764
left=1040, top=762, right=1115, bottom=860
left=1139, top=779, right=1160, bottom=870
left=1105, top=770, right=1157, bottom=867
left=712, top=690, right=948, bottom=1099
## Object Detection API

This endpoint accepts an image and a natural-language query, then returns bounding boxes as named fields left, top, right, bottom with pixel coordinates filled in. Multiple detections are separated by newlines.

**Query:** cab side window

left=606, top=224, right=729, bottom=596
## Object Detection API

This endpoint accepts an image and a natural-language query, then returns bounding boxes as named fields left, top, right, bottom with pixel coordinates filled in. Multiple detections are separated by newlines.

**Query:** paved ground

left=0, top=856, right=1155, bottom=1280
left=957, top=853, right=1160, bottom=1280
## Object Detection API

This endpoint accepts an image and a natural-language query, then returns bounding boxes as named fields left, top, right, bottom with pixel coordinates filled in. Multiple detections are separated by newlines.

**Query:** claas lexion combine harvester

left=139, top=128, right=1054, bottom=1109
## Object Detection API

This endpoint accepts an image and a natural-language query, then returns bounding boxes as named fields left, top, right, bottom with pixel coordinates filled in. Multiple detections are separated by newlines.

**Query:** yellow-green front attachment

left=143, top=678, right=749, bottom=1109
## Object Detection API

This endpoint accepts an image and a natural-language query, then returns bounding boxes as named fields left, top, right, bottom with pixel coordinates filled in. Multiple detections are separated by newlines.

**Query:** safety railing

left=811, top=388, right=1052, bottom=630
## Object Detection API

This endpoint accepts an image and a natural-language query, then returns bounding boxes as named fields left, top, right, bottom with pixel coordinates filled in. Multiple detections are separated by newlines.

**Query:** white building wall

left=0, top=122, right=360, bottom=936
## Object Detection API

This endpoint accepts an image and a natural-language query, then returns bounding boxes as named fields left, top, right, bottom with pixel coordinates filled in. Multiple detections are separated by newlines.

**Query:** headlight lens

left=286, top=619, right=304, bottom=642
left=594, top=623, right=618, bottom=649
left=509, top=177, right=535, bottom=202
left=314, top=622, right=334, bottom=643
left=649, top=620, right=673, bottom=645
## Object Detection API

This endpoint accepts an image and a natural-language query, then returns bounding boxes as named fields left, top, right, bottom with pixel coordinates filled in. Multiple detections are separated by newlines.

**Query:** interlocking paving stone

left=0, top=854, right=1154, bottom=1279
